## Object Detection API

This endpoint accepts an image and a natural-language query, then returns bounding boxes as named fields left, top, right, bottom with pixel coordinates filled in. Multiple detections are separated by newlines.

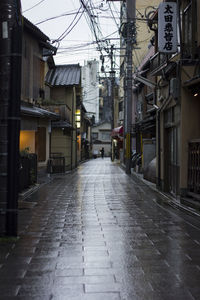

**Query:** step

left=187, top=191, right=200, bottom=201
left=181, top=197, right=200, bottom=211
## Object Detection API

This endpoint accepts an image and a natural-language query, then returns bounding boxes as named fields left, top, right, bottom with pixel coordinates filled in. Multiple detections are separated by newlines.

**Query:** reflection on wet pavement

left=0, top=158, right=200, bottom=299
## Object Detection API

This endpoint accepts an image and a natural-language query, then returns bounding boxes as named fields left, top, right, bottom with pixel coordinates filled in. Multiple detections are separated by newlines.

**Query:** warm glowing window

left=75, top=109, right=81, bottom=128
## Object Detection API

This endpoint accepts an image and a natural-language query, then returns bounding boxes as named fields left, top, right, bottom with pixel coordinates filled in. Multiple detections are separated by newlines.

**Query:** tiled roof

left=45, top=64, right=81, bottom=86
left=21, top=104, right=59, bottom=120
left=52, top=120, right=73, bottom=129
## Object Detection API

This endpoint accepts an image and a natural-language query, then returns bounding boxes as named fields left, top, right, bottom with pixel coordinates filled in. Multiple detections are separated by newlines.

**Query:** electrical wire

left=23, top=0, right=120, bottom=71
left=107, top=1, right=119, bottom=30
left=23, top=0, right=46, bottom=13
left=35, top=10, right=84, bottom=26
left=52, top=5, right=84, bottom=43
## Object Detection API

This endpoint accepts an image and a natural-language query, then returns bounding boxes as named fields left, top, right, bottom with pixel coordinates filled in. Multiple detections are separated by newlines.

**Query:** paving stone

left=52, top=294, right=120, bottom=300
left=0, top=158, right=200, bottom=299
left=54, top=275, right=115, bottom=285
left=85, top=283, right=121, bottom=293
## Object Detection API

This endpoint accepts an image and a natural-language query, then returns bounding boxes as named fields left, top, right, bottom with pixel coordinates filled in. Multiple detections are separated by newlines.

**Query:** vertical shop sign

left=158, top=2, right=177, bottom=53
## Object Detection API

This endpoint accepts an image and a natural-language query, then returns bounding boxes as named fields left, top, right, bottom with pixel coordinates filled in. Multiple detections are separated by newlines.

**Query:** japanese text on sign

left=158, top=2, right=177, bottom=53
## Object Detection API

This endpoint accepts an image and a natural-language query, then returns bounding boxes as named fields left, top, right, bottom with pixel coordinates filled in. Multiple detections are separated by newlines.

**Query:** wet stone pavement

left=1, top=158, right=200, bottom=300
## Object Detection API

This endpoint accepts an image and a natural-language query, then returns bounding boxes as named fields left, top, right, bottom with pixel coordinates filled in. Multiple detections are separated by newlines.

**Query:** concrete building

left=91, top=121, right=112, bottom=157
left=82, top=60, right=99, bottom=123
left=119, top=0, right=161, bottom=157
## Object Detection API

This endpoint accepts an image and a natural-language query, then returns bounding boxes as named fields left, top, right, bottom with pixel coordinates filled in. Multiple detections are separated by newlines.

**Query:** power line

left=23, top=0, right=46, bottom=13
left=107, top=1, right=119, bottom=30
left=35, top=10, right=84, bottom=26
left=52, top=5, right=84, bottom=43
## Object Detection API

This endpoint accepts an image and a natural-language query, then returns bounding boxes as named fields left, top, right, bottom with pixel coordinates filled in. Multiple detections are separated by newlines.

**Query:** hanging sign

left=158, top=2, right=177, bottom=53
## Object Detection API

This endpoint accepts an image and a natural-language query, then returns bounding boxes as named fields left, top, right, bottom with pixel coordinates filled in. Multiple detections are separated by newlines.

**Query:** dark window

left=101, top=131, right=111, bottom=141
left=182, top=0, right=197, bottom=58
left=119, top=101, right=123, bottom=112
left=92, top=132, right=98, bottom=141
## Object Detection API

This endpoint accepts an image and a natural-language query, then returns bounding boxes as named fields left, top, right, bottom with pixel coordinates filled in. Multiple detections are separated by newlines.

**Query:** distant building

left=91, top=121, right=111, bottom=157
left=99, top=78, right=112, bottom=123
left=82, top=60, right=99, bottom=123
left=45, top=64, right=81, bottom=170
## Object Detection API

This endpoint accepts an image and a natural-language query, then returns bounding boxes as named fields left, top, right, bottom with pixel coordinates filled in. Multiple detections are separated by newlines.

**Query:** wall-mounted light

left=187, top=83, right=200, bottom=97
left=75, top=109, right=81, bottom=129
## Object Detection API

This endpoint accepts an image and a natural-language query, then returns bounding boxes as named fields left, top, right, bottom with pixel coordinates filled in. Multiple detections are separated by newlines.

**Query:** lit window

left=75, top=109, right=81, bottom=128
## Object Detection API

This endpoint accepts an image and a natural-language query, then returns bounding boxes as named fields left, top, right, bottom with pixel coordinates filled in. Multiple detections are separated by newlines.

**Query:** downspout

left=156, top=90, right=171, bottom=190
left=74, top=86, right=77, bottom=168
left=70, top=88, right=74, bottom=170
left=157, top=110, right=161, bottom=189
left=49, top=121, right=52, bottom=158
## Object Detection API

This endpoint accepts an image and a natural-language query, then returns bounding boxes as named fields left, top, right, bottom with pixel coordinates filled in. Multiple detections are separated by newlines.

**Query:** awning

left=21, top=105, right=59, bottom=120
left=52, top=120, right=73, bottom=129
left=135, top=116, right=156, bottom=133
left=111, top=126, right=123, bottom=138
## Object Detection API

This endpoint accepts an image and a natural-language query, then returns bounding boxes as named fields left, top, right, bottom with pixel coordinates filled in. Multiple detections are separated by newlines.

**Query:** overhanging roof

left=24, top=17, right=49, bottom=41
left=135, top=116, right=156, bottom=133
left=21, top=105, right=59, bottom=120
left=111, top=126, right=123, bottom=138
left=45, top=64, right=81, bottom=86
left=183, top=75, right=200, bottom=87
left=23, top=17, right=57, bottom=55
left=52, top=120, right=72, bottom=129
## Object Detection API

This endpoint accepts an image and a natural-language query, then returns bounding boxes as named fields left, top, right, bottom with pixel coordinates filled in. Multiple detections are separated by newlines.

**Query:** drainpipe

left=156, top=89, right=171, bottom=190
left=73, top=86, right=77, bottom=168
left=157, top=110, right=161, bottom=189
left=70, top=90, right=74, bottom=171
left=70, top=129, right=73, bottom=171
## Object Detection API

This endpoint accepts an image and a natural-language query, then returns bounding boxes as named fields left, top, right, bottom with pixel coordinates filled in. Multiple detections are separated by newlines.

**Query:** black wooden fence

left=19, top=154, right=37, bottom=192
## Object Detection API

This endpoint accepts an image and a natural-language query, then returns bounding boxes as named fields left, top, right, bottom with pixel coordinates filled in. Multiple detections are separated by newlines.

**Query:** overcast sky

left=21, top=0, right=120, bottom=70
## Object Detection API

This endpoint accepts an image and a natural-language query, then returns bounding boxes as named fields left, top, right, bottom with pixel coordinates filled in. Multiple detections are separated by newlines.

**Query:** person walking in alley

left=100, top=147, right=104, bottom=158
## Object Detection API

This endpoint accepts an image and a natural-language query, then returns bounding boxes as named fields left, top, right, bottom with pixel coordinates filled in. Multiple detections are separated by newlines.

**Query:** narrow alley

left=1, top=158, right=200, bottom=300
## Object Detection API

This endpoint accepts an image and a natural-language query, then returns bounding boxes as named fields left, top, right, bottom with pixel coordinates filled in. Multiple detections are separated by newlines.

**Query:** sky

left=21, top=0, right=120, bottom=72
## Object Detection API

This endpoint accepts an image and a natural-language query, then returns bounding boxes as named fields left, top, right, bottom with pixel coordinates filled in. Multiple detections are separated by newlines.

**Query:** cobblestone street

left=1, top=158, right=200, bottom=300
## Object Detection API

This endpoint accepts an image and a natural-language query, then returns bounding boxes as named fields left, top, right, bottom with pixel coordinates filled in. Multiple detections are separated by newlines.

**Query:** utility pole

left=124, top=0, right=136, bottom=174
left=109, top=44, right=115, bottom=161
left=0, top=0, right=22, bottom=236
